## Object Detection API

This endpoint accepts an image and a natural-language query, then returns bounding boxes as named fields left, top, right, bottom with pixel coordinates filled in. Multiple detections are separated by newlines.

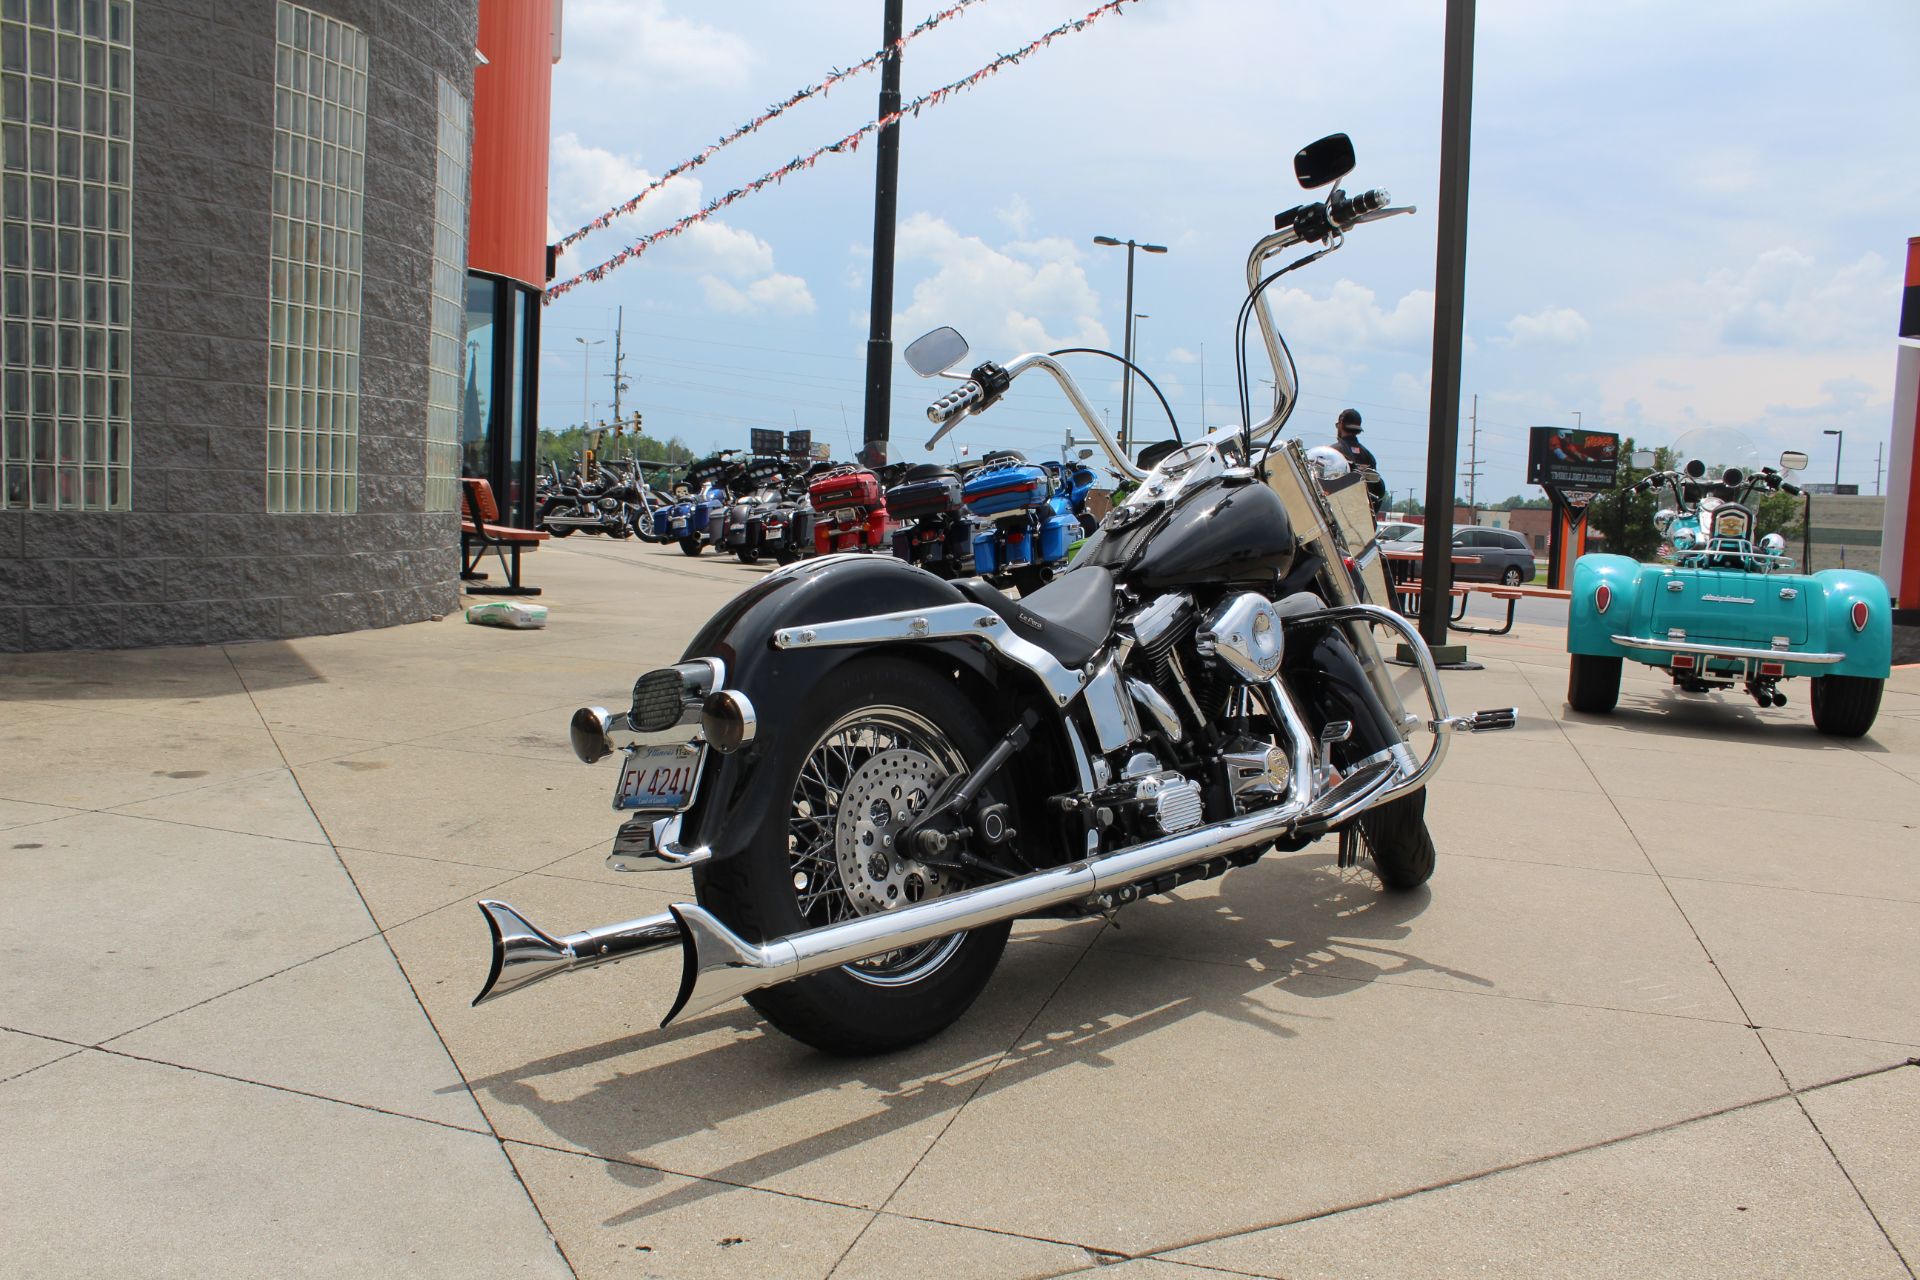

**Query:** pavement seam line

left=76, top=1042, right=497, bottom=1136
left=825, top=920, right=1118, bottom=1279
left=222, top=645, right=584, bottom=1280
left=92, top=930, right=380, bottom=1045
left=1787, top=1087, right=1919, bottom=1280
left=1127, top=1060, right=1920, bottom=1266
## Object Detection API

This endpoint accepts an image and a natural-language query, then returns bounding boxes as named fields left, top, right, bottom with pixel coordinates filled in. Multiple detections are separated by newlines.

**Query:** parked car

left=1382, top=525, right=1536, bottom=584
left=1375, top=520, right=1419, bottom=543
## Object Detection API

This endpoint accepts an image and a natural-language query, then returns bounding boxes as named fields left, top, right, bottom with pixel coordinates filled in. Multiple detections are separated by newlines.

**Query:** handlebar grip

left=1781, top=481, right=1802, bottom=497
left=926, top=380, right=985, bottom=424
left=1330, top=188, right=1390, bottom=226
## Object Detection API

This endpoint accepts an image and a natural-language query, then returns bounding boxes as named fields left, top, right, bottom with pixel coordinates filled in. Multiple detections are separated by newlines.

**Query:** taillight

left=1759, top=661, right=1785, bottom=678
left=1672, top=654, right=1696, bottom=670
left=1850, top=600, right=1869, bottom=632
left=1595, top=583, right=1612, bottom=614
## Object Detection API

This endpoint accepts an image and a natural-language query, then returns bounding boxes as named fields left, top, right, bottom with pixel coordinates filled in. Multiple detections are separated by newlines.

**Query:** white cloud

left=559, top=0, right=755, bottom=89
left=1268, top=280, right=1433, bottom=351
left=1504, top=305, right=1590, bottom=348
left=892, top=213, right=1109, bottom=356
left=678, top=221, right=775, bottom=280
left=995, top=195, right=1033, bottom=237
left=547, top=132, right=700, bottom=236
left=1701, top=247, right=1895, bottom=349
left=1166, top=346, right=1199, bottom=364
left=701, top=273, right=817, bottom=317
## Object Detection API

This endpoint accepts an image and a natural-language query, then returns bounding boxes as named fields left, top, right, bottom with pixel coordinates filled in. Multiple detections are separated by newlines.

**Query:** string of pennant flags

left=546, top=0, right=1139, bottom=302
left=552, top=0, right=985, bottom=255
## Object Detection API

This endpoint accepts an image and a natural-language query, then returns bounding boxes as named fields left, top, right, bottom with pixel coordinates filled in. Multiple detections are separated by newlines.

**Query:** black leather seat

left=952, top=567, right=1114, bottom=670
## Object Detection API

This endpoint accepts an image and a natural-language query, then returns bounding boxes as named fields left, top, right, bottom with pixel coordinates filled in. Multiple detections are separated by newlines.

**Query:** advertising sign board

left=1528, top=427, right=1621, bottom=489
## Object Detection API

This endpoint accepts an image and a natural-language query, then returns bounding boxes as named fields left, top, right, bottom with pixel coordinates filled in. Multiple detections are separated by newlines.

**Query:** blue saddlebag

left=972, top=526, right=999, bottom=574
left=1038, top=510, right=1076, bottom=564
left=963, top=463, right=1051, bottom=518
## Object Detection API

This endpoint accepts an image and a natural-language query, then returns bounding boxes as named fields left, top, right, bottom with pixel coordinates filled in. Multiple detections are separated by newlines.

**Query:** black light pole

left=1824, top=428, right=1843, bottom=490
left=861, top=0, right=904, bottom=467
left=1416, top=0, right=1477, bottom=658
left=1093, top=235, right=1166, bottom=457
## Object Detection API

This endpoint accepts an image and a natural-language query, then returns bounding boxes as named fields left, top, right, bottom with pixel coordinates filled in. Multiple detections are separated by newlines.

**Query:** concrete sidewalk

left=3, top=537, right=1917, bottom=1279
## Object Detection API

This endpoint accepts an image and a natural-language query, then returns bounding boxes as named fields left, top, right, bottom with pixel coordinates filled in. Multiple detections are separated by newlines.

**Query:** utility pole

left=1461, top=393, right=1482, bottom=522
left=1875, top=441, right=1884, bottom=495
left=608, top=306, right=627, bottom=423
left=860, top=0, right=904, bottom=468
left=1198, top=342, right=1206, bottom=429
left=1093, top=235, right=1168, bottom=458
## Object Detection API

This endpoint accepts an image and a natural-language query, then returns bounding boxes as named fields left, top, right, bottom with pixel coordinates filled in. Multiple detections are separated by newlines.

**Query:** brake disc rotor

left=834, top=748, right=951, bottom=914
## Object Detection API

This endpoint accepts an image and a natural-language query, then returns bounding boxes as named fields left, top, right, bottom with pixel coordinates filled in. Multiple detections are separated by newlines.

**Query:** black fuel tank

left=1082, top=477, right=1294, bottom=591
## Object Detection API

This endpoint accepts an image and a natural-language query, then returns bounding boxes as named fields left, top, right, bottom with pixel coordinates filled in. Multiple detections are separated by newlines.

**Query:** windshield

left=1666, top=427, right=1762, bottom=481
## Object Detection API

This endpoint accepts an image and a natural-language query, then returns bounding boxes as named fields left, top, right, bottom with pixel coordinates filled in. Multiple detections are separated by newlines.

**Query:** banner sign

left=750, top=428, right=785, bottom=457
left=1528, top=427, right=1621, bottom=489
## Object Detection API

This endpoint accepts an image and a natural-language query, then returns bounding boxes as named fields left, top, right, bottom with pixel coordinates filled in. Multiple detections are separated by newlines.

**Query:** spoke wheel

left=788, top=711, right=967, bottom=985
left=693, top=659, right=1012, bottom=1054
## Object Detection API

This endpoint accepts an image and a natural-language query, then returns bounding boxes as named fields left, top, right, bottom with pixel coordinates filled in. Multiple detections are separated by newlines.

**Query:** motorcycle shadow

left=464, top=850, right=1474, bottom=1226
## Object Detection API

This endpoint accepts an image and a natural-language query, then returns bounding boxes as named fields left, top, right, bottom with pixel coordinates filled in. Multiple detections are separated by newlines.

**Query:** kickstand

left=1336, top=823, right=1367, bottom=870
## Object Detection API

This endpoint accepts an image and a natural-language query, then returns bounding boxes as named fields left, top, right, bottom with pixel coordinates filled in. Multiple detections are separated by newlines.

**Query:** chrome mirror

left=904, top=327, right=969, bottom=377
left=1629, top=449, right=1656, bottom=470
left=1779, top=450, right=1809, bottom=473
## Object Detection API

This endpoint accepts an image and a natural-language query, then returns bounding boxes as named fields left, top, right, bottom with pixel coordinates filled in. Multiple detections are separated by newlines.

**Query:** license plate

left=613, top=743, right=705, bottom=811
left=671, top=518, right=687, bottom=531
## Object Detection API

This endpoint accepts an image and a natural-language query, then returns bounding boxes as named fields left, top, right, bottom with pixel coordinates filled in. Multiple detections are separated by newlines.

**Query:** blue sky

left=536, top=0, right=1920, bottom=500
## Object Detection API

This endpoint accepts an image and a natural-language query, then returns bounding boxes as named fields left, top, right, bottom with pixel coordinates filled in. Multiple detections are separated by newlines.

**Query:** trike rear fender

left=1567, top=554, right=1643, bottom=657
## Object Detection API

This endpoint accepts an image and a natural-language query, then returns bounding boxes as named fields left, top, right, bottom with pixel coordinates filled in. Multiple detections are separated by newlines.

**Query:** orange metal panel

left=470, top=0, right=555, bottom=287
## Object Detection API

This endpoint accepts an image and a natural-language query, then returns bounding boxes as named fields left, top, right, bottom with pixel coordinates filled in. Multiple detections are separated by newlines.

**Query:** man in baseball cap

left=1331, top=409, right=1386, bottom=512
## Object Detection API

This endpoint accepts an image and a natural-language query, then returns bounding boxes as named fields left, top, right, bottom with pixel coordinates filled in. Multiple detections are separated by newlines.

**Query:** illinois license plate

left=613, top=743, right=704, bottom=812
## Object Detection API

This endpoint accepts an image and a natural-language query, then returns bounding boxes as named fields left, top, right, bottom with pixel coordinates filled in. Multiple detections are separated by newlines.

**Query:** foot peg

left=1435, top=706, right=1518, bottom=734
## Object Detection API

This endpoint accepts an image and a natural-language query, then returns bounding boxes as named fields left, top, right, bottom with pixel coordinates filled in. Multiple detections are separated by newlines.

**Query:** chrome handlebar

left=919, top=192, right=1413, bottom=479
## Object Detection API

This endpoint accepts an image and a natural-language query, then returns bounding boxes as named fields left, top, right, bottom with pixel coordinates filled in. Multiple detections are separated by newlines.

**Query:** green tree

left=1581, top=438, right=1664, bottom=562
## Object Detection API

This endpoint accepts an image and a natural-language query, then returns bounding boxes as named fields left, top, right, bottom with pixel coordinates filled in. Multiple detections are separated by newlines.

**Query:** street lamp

left=1093, top=235, right=1167, bottom=457
left=1823, top=428, right=1843, bottom=491
left=575, top=337, right=604, bottom=429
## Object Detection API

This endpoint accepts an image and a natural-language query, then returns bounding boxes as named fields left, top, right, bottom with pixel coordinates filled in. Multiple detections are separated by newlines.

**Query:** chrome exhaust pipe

left=471, top=901, right=682, bottom=1006
left=663, top=769, right=1412, bottom=1026
left=473, top=680, right=1412, bottom=1020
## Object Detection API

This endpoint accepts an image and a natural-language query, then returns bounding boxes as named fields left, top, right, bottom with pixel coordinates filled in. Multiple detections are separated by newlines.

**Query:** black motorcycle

left=470, top=134, right=1515, bottom=1055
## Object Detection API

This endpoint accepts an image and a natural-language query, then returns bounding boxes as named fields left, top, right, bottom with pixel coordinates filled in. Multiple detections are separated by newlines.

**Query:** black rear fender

left=676, top=557, right=1075, bottom=864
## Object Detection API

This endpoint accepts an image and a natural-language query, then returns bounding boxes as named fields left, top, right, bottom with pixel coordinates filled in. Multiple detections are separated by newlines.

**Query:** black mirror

left=1629, top=449, right=1656, bottom=470
left=1294, top=133, right=1355, bottom=189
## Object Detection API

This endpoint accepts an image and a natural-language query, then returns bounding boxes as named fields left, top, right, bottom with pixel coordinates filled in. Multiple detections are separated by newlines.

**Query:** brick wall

left=0, top=0, right=477, bottom=652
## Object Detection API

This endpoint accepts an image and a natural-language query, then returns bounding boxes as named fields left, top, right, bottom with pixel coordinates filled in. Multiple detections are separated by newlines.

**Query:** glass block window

left=0, top=0, right=136, bottom=512
left=423, top=74, right=469, bottom=513
left=266, top=1, right=366, bottom=515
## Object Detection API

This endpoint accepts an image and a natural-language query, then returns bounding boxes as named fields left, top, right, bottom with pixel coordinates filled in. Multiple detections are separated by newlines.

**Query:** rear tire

left=1811, top=674, right=1882, bottom=738
left=736, top=546, right=760, bottom=565
left=1501, top=565, right=1524, bottom=585
left=1567, top=653, right=1622, bottom=715
left=679, top=537, right=703, bottom=557
left=693, top=659, right=1011, bottom=1055
left=1360, top=788, right=1436, bottom=891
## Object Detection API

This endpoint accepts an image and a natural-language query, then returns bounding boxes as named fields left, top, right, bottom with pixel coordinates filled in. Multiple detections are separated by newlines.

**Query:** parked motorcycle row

left=554, top=437, right=1104, bottom=590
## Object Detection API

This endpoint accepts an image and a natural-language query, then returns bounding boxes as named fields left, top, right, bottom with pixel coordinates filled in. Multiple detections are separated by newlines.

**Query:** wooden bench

left=460, top=478, right=548, bottom=596
left=1448, top=584, right=1572, bottom=635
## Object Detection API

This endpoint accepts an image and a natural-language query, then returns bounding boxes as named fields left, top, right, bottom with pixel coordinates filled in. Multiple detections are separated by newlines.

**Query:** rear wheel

left=693, top=659, right=1011, bottom=1055
left=1567, top=653, right=1621, bottom=715
left=1360, top=788, right=1435, bottom=891
left=1501, top=565, right=1524, bottom=585
left=1811, top=674, right=1882, bottom=738
left=736, top=545, right=760, bottom=565
left=537, top=499, right=577, bottom=537
left=679, top=537, right=703, bottom=557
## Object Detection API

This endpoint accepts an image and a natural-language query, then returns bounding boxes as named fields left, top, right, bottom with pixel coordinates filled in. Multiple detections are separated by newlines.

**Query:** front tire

left=692, top=658, right=1011, bottom=1055
left=1811, top=674, right=1882, bottom=738
left=1567, top=653, right=1621, bottom=715
left=1360, top=788, right=1436, bottom=891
